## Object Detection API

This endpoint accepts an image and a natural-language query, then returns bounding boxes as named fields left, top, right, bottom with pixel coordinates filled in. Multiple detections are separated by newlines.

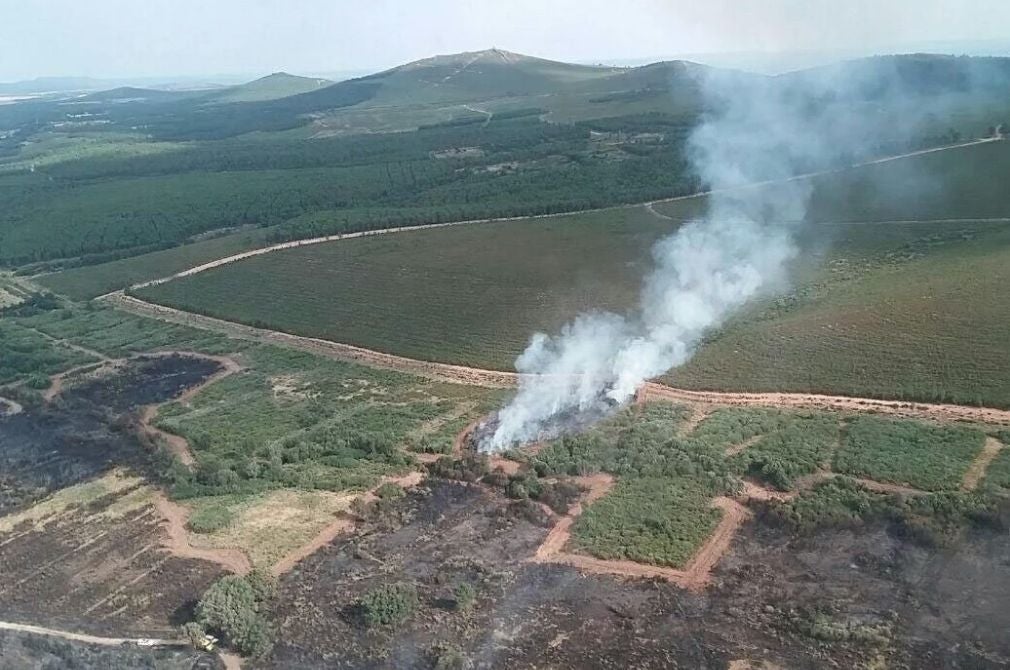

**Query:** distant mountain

left=0, top=76, right=111, bottom=95
left=208, top=72, right=332, bottom=103
left=777, top=53, right=1010, bottom=99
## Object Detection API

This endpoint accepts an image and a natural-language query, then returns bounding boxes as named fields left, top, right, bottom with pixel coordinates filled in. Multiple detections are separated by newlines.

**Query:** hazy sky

left=4, top=0, right=1010, bottom=80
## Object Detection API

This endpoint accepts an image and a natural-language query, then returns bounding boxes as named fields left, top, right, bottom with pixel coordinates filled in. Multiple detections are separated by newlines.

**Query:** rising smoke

left=480, top=62, right=931, bottom=452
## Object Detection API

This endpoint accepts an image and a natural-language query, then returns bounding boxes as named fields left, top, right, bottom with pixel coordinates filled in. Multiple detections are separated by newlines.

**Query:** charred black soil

left=0, top=629, right=221, bottom=670
left=258, top=480, right=1010, bottom=670
left=0, top=355, right=221, bottom=514
left=0, top=355, right=228, bottom=639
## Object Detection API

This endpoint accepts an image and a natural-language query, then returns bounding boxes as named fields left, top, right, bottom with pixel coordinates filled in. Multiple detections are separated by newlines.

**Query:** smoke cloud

left=477, top=61, right=917, bottom=452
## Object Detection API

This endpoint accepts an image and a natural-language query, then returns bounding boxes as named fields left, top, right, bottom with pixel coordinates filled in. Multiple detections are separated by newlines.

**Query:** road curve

left=0, top=619, right=186, bottom=647
left=95, top=136, right=1003, bottom=298
left=102, top=292, right=1010, bottom=427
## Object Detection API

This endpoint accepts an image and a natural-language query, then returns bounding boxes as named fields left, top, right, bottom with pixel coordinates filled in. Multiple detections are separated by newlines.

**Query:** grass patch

left=832, top=416, right=985, bottom=491
left=0, top=319, right=96, bottom=385
left=186, top=504, right=234, bottom=534
left=569, top=476, right=722, bottom=568
left=183, top=490, right=359, bottom=570
left=18, top=305, right=239, bottom=358
left=154, top=344, right=497, bottom=498
left=731, top=414, right=840, bottom=490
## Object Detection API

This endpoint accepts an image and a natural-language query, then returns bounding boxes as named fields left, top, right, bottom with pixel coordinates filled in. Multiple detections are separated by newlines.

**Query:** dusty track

left=105, top=293, right=518, bottom=388
left=0, top=619, right=186, bottom=647
left=269, top=471, right=428, bottom=577
left=137, top=352, right=242, bottom=467
left=153, top=493, right=253, bottom=575
left=106, top=291, right=1010, bottom=428
left=84, top=136, right=999, bottom=296
left=963, top=437, right=1005, bottom=491
left=0, top=396, right=23, bottom=417
left=641, top=384, right=1010, bottom=427
left=531, top=473, right=755, bottom=591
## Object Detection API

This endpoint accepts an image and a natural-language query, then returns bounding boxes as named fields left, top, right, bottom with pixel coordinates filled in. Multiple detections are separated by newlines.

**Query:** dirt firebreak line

left=83, top=136, right=1002, bottom=298
left=104, top=292, right=1010, bottom=427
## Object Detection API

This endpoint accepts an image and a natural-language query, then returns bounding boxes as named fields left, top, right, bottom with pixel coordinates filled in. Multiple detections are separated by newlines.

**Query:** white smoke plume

left=480, top=69, right=852, bottom=452
left=480, top=56, right=1002, bottom=452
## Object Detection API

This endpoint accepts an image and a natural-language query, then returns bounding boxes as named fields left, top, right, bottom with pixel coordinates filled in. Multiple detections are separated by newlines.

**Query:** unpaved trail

left=137, top=353, right=242, bottom=467
left=0, top=619, right=186, bottom=647
left=642, top=383, right=1010, bottom=427
left=0, top=396, right=23, bottom=417
left=108, top=292, right=1010, bottom=428
left=532, top=474, right=752, bottom=591
left=153, top=493, right=253, bottom=575
left=725, top=434, right=763, bottom=457
left=962, top=436, right=1005, bottom=491
left=84, top=137, right=1002, bottom=298
left=792, top=471, right=930, bottom=496
left=269, top=470, right=428, bottom=576
left=105, top=293, right=518, bottom=388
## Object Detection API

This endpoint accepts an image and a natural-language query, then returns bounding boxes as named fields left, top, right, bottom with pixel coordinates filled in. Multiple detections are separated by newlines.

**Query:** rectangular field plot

left=568, top=476, right=722, bottom=568
left=832, top=416, right=986, bottom=491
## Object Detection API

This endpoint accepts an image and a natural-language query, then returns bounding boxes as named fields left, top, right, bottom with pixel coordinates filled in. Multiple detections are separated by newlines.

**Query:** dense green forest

left=0, top=114, right=699, bottom=266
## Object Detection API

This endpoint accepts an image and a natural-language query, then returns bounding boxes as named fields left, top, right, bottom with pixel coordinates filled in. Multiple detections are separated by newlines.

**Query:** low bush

left=186, top=504, right=234, bottom=533
left=358, top=582, right=418, bottom=627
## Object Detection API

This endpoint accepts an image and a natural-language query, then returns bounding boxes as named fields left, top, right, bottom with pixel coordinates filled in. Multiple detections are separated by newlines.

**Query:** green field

left=135, top=207, right=677, bottom=367
left=832, top=416, right=986, bottom=491
left=134, top=140, right=1010, bottom=408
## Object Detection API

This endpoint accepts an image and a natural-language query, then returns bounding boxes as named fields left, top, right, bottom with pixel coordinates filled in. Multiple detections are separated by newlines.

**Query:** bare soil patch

left=963, top=436, right=1005, bottom=491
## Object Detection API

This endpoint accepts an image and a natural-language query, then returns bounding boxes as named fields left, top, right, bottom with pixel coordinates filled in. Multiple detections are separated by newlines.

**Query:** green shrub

left=194, top=573, right=274, bottom=657
left=452, top=582, right=476, bottom=612
left=24, top=372, right=52, bottom=390
left=186, top=504, right=234, bottom=534
left=358, top=582, right=418, bottom=627
left=433, top=643, right=469, bottom=670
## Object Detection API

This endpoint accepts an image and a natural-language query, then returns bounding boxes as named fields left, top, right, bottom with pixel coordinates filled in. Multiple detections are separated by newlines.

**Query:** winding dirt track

left=0, top=619, right=185, bottom=647
left=531, top=473, right=754, bottom=591
left=82, top=136, right=1000, bottom=297
left=963, top=437, right=1005, bottom=491
left=153, top=493, right=254, bottom=576
left=106, top=291, right=1010, bottom=428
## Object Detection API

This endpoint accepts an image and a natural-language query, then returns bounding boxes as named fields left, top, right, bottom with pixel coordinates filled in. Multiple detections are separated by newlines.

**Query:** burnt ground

left=0, top=628, right=221, bottom=670
left=0, top=499, right=225, bottom=638
left=0, top=355, right=221, bottom=514
left=0, top=355, right=227, bottom=639
left=259, top=480, right=1010, bottom=670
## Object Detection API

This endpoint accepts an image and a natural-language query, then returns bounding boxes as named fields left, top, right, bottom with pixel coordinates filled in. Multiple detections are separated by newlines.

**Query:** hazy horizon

left=4, top=0, right=1010, bottom=82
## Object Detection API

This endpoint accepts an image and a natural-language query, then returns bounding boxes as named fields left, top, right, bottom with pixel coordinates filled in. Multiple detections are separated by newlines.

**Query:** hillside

left=208, top=72, right=332, bottom=103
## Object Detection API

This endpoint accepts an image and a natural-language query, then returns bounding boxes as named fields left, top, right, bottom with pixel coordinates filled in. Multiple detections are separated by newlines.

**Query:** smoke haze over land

left=480, top=58, right=989, bottom=451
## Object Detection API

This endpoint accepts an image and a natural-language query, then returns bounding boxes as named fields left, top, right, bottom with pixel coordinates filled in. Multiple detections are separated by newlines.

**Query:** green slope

left=208, top=72, right=333, bottom=103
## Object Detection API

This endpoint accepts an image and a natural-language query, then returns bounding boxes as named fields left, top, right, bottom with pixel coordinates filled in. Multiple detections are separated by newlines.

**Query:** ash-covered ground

left=0, top=355, right=221, bottom=514
left=257, top=480, right=1010, bottom=670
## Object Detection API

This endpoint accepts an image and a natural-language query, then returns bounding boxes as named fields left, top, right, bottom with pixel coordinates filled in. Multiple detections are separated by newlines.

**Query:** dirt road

left=963, top=437, right=1005, bottom=491
left=0, top=396, right=23, bottom=417
left=531, top=473, right=754, bottom=591
left=105, top=291, right=1010, bottom=429
left=642, top=384, right=1010, bottom=427
left=137, top=352, right=242, bottom=467
left=153, top=493, right=253, bottom=575
left=90, top=137, right=1002, bottom=297
left=0, top=619, right=185, bottom=647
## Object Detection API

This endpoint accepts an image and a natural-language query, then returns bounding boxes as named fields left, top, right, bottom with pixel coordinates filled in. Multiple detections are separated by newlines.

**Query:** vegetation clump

left=358, top=582, right=419, bottom=627
left=833, top=416, right=985, bottom=491
left=185, top=504, right=234, bottom=534
left=189, top=571, right=275, bottom=657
